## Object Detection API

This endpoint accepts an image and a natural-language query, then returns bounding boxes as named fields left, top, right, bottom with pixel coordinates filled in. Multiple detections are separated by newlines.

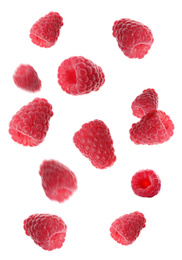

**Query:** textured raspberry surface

left=30, top=11, right=63, bottom=48
left=110, top=211, right=146, bottom=245
left=112, top=18, right=154, bottom=59
left=24, top=214, right=67, bottom=251
left=13, top=64, right=41, bottom=92
left=9, top=98, right=53, bottom=147
left=132, top=89, right=158, bottom=118
left=73, top=119, right=116, bottom=169
left=39, top=159, right=77, bottom=202
left=57, top=56, right=105, bottom=95
left=131, top=169, right=161, bottom=197
left=129, top=110, right=174, bottom=145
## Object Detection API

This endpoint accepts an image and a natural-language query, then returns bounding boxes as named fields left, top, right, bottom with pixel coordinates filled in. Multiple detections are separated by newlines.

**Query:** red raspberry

left=131, top=88, right=158, bottom=118
left=110, top=211, right=146, bottom=245
left=129, top=110, right=174, bottom=145
left=112, top=18, right=154, bottom=59
left=57, top=56, right=105, bottom=95
left=73, top=119, right=116, bottom=169
left=39, top=159, right=77, bottom=203
left=131, top=169, right=161, bottom=198
left=9, top=98, right=53, bottom=147
left=30, top=12, right=63, bottom=48
left=13, top=64, right=41, bottom=92
left=24, top=214, right=67, bottom=251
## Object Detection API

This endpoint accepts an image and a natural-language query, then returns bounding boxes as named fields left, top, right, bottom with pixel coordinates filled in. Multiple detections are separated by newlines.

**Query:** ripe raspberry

left=73, top=119, right=116, bottom=169
left=24, top=214, right=67, bottom=251
left=129, top=110, right=174, bottom=145
left=110, top=211, right=146, bottom=245
left=131, top=169, right=161, bottom=198
left=131, top=88, right=158, bottom=118
left=13, top=64, right=41, bottom=92
left=9, top=98, right=53, bottom=147
left=39, top=159, right=77, bottom=203
left=30, top=11, right=63, bottom=48
left=57, top=56, right=105, bottom=95
left=112, top=18, right=154, bottom=59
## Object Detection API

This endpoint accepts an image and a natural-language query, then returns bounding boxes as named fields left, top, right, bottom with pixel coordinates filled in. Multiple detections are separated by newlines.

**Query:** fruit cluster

left=9, top=11, right=174, bottom=250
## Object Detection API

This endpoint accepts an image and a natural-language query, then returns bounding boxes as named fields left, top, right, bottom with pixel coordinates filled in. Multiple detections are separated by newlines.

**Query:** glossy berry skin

left=57, top=56, right=105, bottom=95
left=112, top=18, right=154, bottom=59
left=129, top=110, right=174, bottom=145
left=9, top=98, right=53, bottom=147
left=24, top=214, right=67, bottom=251
left=131, top=88, right=158, bottom=118
left=13, top=64, right=41, bottom=92
left=39, top=159, right=77, bottom=203
left=73, top=119, right=116, bottom=169
left=30, top=12, right=63, bottom=48
left=110, top=211, right=146, bottom=245
left=131, top=169, right=161, bottom=198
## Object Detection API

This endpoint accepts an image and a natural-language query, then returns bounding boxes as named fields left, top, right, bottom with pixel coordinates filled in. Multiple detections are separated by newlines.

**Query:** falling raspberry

left=112, top=18, right=154, bottom=59
left=39, top=159, right=77, bottom=203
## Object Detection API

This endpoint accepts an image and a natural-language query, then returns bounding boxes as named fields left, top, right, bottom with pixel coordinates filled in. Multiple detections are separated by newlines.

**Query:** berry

left=129, top=110, right=174, bottom=145
left=112, top=18, right=154, bottom=59
left=39, top=159, right=77, bottom=203
left=30, top=11, right=63, bottom=48
left=110, top=211, right=146, bottom=245
left=131, top=169, right=161, bottom=198
left=9, top=98, right=53, bottom=147
left=131, top=88, right=158, bottom=118
left=13, top=64, right=41, bottom=92
left=24, top=213, right=67, bottom=251
left=73, top=119, right=116, bottom=169
left=57, top=56, right=105, bottom=95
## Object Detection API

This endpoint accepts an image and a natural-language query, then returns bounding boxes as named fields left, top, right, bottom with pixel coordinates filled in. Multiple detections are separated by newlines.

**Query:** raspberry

left=13, top=64, right=41, bottom=92
left=73, top=119, right=116, bottom=169
left=9, top=98, right=53, bottom=147
left=131, top=88, right=158, bottom=118
left=30, top=11, right=63, bottom=48
left=39, top=159, right=77, bottom=203
left=131, top=169, right=161, bottom=198
left=110, top=211, right=146, bottom=245
left=129, top=110, right=174, bottom=145
left=24, top=214, right=67, bottom=251
left=112, top=18, right=154, bottom=59
left=57, top=56, right=105, bottom=95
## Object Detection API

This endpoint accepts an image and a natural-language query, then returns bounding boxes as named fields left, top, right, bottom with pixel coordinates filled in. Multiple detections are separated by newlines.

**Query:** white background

left=0, top=0, right=182, bottom=259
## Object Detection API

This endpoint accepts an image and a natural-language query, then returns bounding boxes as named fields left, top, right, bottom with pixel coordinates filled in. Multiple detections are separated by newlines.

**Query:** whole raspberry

left=13, top=64, right=41, bottom=92
left=112, top=18, right=154, bottom=59
left=57, top=56, right=105, bottom=95
left=9, top=98, right=53, bottom=147
left=24, top=214, right=67, bottom=251
left=110, top=211, right=146, bottom=245
left=131, top=169, right=161, bottom=198
left=39, top=159, right=77, bottom=203
left=129, top=110, right=174, bottom=145
left=73, top=119, right=116, bottom=169
left=30, top=11, right=63, bottom=48
left=131, top=88, right=158, bottom=118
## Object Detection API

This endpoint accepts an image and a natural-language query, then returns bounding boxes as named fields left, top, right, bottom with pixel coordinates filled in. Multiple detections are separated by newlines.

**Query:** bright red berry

left=129, top=110, right=174, bottom=145
left=112, top=18, right=154, bottom=59
left=13, top=64, right=41, bottom=92
left=39, top=159, right=77, bottom=203
left=73, top=119, right=116, bottom=169
left=24, top=214, right=67, bottom=251
left=9, top=98, right=53, bottom=147
left=110, top=211, right=146, bottom=245
left=57, top=56, right=105, bottom=95
left=131, top=88, right=158, bottom=118
left=131, top=169, right=161, bottom=198
left=30, top=11, right=63, bottom=48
